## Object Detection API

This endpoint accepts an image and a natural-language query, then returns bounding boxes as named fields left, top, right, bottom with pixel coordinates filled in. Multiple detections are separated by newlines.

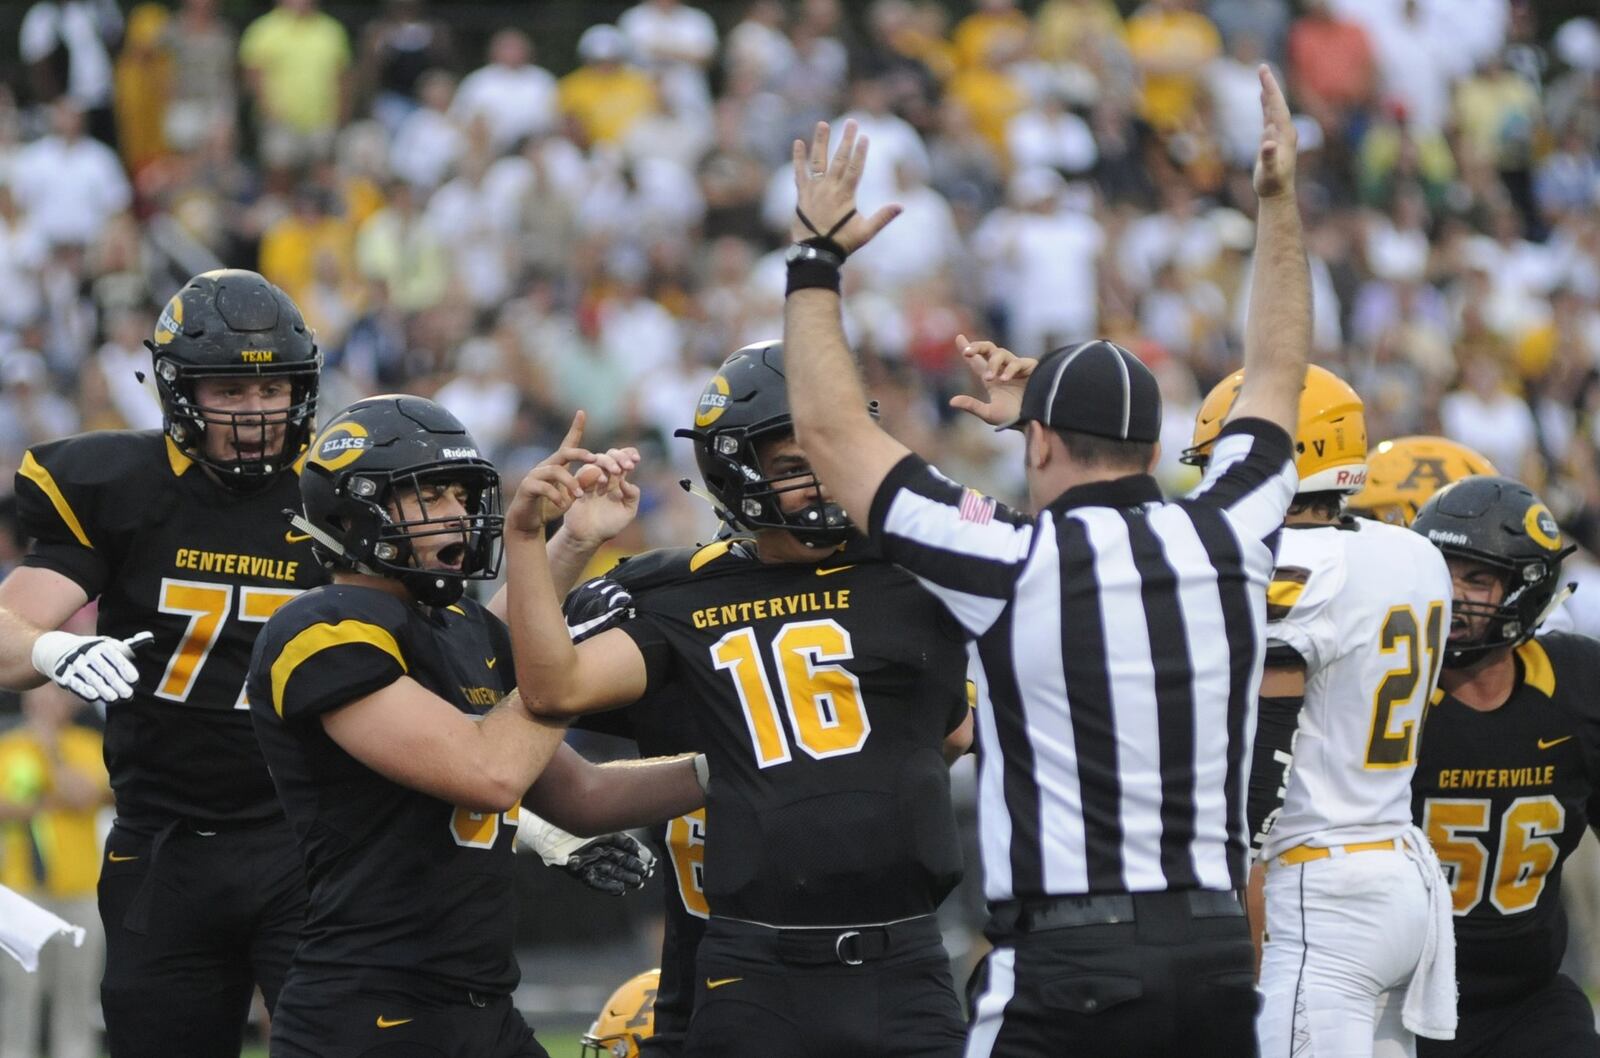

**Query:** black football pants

left=268, top=973, right=550, bottom=1058
left=99, top=817, right=306, bottom=1058
left=1418, top=973, right=1600, bottom=1058
left=682, top=915, right=965, bottom=1058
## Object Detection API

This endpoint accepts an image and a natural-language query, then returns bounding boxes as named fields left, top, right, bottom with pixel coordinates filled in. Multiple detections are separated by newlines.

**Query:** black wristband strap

left=799, top=235, right=848, bottom=262
left=786, top=256, right=842, bottom=295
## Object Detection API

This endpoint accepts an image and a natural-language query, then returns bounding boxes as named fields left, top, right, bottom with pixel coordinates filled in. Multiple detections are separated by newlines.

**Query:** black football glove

left=563, top=832, right=657, bottom=896
left=563, top=575, right=635, bottom=643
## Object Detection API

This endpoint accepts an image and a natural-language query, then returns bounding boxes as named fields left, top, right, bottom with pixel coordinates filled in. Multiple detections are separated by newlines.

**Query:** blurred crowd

left=0, top=0, right=1598, bottom=551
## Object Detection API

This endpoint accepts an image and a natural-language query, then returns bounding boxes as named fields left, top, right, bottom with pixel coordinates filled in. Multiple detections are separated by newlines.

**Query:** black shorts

left=99, top=817, right=305, bottom=1058
left=269, top=973, right=549, bottom=1058
left=682, top=915, right=965, bottom=1058
left=1418, top=973, right=1600, bottom=1058
left=966, top=890, right=1258, bottom=1058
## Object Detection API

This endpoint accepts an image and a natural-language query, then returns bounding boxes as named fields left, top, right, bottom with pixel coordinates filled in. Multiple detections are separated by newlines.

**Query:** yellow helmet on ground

left=1347, top=436, right=1498, bottom=526
left=1181, top=365, right=1368, bottom=494
left=580, top=969, right=660, bottom=1058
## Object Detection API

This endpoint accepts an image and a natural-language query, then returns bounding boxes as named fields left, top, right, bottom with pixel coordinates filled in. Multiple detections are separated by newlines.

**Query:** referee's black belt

left=708, top=914, right=942, bottom=967
left=989, top=889, right=1244, bottom=934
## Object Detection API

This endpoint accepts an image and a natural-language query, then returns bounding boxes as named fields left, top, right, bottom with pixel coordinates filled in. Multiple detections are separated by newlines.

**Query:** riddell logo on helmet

left=1428, top=530, right=1471, bottom=546
left=1336, top=468, right=1368, bottom=487
left=441, top=448, right=479, bottom=459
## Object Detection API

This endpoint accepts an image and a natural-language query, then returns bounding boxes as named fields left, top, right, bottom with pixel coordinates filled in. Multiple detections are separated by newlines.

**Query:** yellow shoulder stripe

left=164, top=436, right=194, bottom=477
left=1266, top=579, right=1306, bottom=611
left=689, top=540, right=733, bottom=572
left=18, top=452, right=93, bottom=550
left=271, top=620, right=407, bottom=717
left=1515, top=638, right=1555, bottom=698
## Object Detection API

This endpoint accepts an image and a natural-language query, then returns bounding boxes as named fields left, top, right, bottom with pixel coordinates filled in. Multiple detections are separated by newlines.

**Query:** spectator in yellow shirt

left=558, top=24, right=657, bottom=147
left=1036, top=0, right=1126, bottom=64
left=239, top=0, right=352, bottom=172
left=945, top=33, right=1030, bottom=160
left=0, top=685, right=110, bottom=1058
left=259, top=186, right=354, bottom=311
left=1126, top=0, right=1221, bottom=132
left=951, top=0, right=1030, bottom=71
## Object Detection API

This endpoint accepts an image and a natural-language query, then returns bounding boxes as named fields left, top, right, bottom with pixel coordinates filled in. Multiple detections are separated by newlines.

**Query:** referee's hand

left=790, top=119, right=902, bottom=255
left=1252, top=64, right=1297, bottom=199
left=948, top=335, right=1038, bottom=427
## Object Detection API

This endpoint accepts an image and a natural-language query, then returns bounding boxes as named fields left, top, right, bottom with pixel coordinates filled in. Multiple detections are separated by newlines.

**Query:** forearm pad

left=1247, top=693, right=1305, bottom=857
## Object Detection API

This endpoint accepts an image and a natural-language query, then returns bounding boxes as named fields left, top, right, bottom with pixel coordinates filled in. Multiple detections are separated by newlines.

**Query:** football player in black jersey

left=505, top=340, right=975, bottom=1058
left=248, top=395, right=706, bottom=1058
left=1410, top=476, right=1600, bottom=1058
left=0, top=270, right=652, bottom=1057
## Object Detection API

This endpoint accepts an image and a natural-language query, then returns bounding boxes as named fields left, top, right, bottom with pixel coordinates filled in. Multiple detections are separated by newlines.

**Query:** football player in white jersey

left=1185, top=368, right=1457, bottom=1057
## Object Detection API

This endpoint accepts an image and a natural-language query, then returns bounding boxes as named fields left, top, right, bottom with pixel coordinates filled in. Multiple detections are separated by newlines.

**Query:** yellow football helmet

left=1182, top=365, right=1368, bottom=494
left=1347, top=436, right=1498, bottom=526
left=580, top=969, right=660, bottom=1058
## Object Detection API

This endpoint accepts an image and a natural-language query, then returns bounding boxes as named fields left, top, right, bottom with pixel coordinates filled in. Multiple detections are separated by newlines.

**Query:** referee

left=777, top=67, right=1309, bottom=1058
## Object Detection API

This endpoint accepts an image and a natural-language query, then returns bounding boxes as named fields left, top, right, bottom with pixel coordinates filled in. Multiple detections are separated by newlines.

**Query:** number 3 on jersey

left=155, top=578, right=300, bottom=707
left=710, top=618, right=870, bottom=767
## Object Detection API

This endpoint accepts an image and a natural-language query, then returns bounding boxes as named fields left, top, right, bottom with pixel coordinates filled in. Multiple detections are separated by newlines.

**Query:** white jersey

left=1260, top=518, right=1452, bottom=860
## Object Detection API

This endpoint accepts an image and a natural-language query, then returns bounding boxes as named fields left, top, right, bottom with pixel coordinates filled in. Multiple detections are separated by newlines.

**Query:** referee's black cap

left=1001, top=340, right=1162, bottom=443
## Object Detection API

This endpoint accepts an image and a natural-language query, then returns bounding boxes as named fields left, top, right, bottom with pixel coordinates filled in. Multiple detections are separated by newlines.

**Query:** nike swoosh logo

left=107, top=852, right=139, bottom=862
left=285, top=530, right=311, bottom=544
left=486, top=657, right=498, bottom=669
left=1538, top=736, right=1573, bottom=750
left=814, top=565, right=854, bottom=577
left=375, top=1016, right=413, bottom=1029
left=705, top=977, right=742, bottom=989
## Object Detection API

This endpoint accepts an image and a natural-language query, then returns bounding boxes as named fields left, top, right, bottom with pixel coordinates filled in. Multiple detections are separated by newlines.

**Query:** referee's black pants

left=966, top=889, right=1258, bottom=1058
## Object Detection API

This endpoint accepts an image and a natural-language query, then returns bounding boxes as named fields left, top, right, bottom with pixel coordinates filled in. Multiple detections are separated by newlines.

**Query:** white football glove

left=515, top=809, right=657, bottom=895
left=31, top=630, right=153, bottom=706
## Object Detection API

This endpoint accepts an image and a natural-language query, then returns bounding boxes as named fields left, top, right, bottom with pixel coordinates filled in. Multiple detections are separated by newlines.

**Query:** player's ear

left=1147, top=441, right=1162, bottom=473
left=1026, top=421, right=1052, bottom=473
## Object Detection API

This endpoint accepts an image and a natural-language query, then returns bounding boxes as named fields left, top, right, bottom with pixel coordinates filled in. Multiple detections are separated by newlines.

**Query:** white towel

left=1400, top=825, right=1458, bottom=1040
left=0, top=884, right=86, bottom=973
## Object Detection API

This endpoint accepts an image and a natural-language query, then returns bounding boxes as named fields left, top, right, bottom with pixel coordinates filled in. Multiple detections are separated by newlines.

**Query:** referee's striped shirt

left=865, top=418, right=1297, bottom=900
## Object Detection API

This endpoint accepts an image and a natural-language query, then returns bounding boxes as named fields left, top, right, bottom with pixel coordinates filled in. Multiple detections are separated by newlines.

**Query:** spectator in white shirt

left=425, top=153, right=516, bottom=309
left=973, top=167, right=1104, bottom=358
left=92, top=308, right=162, bottom=430
left=1207, top=32, right=1268, bottom=168
left=1365, top=0, right=1451, bottom=131
left=0, top=186, right=46, bottom=331
left=1440, top=353, right=1540, bottom=480
left=619, top=0, right=719, bottom=116
left=435, top=334, right=520, bottom=456
left=724, top=0, right=794, bottom=86
left=19, top=0, right=121, bottom=145
left=597, top=252, right=682, bottom=383
left=389, top=69, right=464, bottom=191
left=1005, top=87, right=1097, bottom=177
left=8, top=99, right=130, bottom=249
left=450, top=29, right=557, bottom=154
left=851, top=159, right=963, bottom=294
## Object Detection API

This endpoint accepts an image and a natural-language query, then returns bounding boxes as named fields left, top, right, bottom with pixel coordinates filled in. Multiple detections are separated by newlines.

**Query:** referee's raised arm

left=1228, top=65, right=1310, bottom=439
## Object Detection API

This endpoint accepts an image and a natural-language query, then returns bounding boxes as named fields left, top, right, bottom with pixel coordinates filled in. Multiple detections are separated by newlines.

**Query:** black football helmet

left=296, top=396, right=503, bottom=607
left=674, top=340, right=861, bottom=547
left=1412, top=475, right=1576, bottom=667
left=145, top=269, right=322, bottom=490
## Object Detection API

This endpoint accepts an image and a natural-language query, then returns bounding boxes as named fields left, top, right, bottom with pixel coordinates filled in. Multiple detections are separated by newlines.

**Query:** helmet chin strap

left=1531, top=582, right=1577, bottom=631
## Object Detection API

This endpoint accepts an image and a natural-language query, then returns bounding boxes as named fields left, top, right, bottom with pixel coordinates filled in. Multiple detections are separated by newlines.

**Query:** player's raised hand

left=790, top=120, right=903, bottom=256
left=506, top=412, right=599, bottom=536
left=1253, top=64, right=1297, bottom=200
left=563, top=446, right=644, bottom=548
left=947, top=334, right=1039, bottom=426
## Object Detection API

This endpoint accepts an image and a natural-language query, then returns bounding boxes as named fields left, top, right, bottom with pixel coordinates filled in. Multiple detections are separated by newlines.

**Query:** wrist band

left=786, top=256, right=842, bottom=295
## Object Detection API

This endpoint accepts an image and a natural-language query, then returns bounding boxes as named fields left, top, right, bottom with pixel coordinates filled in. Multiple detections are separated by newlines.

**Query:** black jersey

left=247, top=585, right=520, bottom=995
left=15, top=430, right=324, bottom=824
left=1411, top=633, right=1600, bottom=1008
left=612, top=537, right=968, bottom=926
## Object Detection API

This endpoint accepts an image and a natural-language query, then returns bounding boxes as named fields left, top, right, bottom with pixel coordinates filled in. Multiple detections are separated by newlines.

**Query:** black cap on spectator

left=1001, top=340, right=1162, bottom=443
